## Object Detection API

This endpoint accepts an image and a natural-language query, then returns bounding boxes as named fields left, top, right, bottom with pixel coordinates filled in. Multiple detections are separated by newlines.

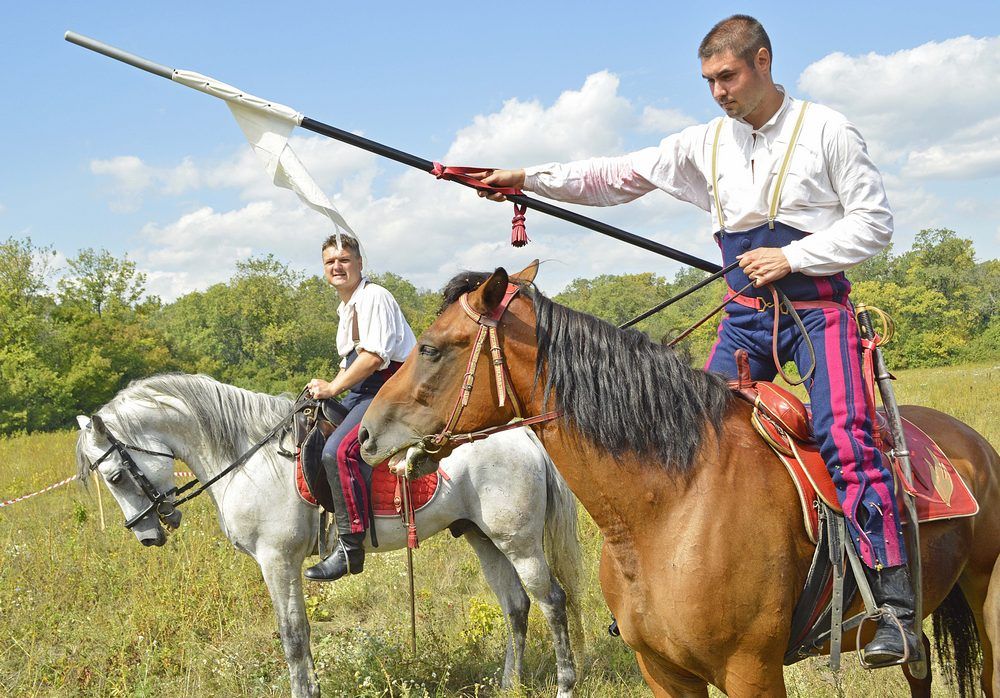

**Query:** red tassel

left=511, top=203, right=529, bottom=247
left=407, top=523, right=419, bottom=549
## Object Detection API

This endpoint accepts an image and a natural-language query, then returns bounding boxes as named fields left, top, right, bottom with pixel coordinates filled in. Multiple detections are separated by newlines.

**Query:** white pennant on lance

left=171, top=69, right=355, bottom=240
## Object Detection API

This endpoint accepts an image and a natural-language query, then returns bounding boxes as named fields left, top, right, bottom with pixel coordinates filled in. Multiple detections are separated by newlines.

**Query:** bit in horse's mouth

left=385, top=445, right=438, bottom=479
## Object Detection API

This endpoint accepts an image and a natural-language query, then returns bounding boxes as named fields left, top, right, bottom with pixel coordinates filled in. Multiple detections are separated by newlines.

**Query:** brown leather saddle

left=728, top=350, right=978, bottom=544
left=288, top=397, right=350, bottom=511
left=724, top=349, right=979, bottom=665
left=288, top=396, right=443, bottom=520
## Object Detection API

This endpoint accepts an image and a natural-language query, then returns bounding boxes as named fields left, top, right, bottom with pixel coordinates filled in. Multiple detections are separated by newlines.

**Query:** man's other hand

left=737, top=247, right=792, bottom=287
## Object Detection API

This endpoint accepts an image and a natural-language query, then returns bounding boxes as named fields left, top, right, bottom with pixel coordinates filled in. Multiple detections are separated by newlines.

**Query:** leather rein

left=617, top=262, right=823, bottom=388
left=416, top=283, right=560, bottom=455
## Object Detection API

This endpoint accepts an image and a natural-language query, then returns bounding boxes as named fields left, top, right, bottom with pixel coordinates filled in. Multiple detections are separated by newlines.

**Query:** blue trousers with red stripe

left=707, top=222, right=906, bottom=569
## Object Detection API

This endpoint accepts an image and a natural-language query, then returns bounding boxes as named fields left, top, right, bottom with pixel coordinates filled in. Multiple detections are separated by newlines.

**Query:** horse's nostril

left=357, top=426, right=370, bottom=446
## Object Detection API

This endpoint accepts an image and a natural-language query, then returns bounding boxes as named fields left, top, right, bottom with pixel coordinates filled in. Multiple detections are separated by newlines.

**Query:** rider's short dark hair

left=321, top=233, right=361, bottom=258
left=699, top=15, right=772, bottom=68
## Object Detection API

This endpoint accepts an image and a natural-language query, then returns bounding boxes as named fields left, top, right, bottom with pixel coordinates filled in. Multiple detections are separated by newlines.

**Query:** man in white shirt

left=476, top=14, right=916, bottom=666
left=303, top=234, right=417, bottom=582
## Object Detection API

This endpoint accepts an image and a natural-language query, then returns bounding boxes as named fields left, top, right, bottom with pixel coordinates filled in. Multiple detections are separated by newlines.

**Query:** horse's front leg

left=257, top=548, right=320, bottom=698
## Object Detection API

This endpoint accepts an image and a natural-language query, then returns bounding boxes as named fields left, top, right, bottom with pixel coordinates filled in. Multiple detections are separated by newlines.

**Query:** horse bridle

left=89, top=408, right=295, bottom=530
left=89, top=430, right=179, bottom=530
left=416, top=283, right=560, bottom=456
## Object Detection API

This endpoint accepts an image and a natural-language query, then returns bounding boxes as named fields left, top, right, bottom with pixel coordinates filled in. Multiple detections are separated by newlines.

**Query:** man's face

left=323, top=245, right=362, bottom=293
left=701, top=48, right=771, bottom=122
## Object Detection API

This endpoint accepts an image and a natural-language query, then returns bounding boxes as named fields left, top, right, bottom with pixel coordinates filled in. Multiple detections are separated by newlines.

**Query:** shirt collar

left=338, top=276, right=369, bottom=314
left=735, top=85, right=793, bottom=141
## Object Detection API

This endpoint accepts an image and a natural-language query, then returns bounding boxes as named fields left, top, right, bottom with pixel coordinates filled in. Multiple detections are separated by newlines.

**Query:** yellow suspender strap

left=711, top=118, right=725, bottom=231
left=768, top=101, right=811, bottom=230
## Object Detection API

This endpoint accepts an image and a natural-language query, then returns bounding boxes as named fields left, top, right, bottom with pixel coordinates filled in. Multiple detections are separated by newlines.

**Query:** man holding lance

left=476, top=14, right=917, bottom=665
left=303, top=234, right=417, bottom=581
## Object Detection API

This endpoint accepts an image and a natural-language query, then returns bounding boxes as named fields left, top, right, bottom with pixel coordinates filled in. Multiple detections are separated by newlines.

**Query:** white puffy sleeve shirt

left=336, top=278, right=417, bottom=369
left=523, top=91, right=893, bottom=276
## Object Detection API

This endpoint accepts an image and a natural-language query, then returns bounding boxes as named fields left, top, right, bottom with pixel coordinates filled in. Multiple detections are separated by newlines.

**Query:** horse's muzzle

left=137, top=527, right=167, bottom=547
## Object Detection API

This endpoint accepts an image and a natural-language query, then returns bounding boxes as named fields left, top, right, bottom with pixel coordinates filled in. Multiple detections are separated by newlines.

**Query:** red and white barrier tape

left=1, top=475, right=80, bottom=509
left=0, top=471, right=197, bottom=510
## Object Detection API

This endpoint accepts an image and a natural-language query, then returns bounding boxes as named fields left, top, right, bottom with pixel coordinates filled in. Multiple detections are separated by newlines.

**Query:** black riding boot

left=862, top=564, right=920, bottom=666
left=304, top=531, right=365, bottom=582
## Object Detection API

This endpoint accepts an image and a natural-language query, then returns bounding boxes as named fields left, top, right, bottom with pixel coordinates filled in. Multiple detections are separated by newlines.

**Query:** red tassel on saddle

left=407, top=522, right=419, bottom=549
left=511, top=203, right=529, bottom=247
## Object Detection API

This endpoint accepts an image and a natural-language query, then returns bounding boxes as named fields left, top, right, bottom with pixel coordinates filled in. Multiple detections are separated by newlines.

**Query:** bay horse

left=74, top=373, right=582, bottom=698
left=359, top=262, right=1000, bottom=697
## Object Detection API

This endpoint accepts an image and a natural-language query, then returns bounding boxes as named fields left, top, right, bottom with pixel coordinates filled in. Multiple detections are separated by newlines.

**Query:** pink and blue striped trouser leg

left=706, top=304, right=906, bottom=569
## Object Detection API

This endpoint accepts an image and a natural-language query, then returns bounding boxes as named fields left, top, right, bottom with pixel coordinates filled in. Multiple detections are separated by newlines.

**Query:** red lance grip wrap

left=431, top=162, right=529, bottom=247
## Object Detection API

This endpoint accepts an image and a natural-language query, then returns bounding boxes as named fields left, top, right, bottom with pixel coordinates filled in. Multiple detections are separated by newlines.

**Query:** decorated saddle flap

left=732, top=380, right=979, bottom=544
left=295, top=448, right=443, bottom=517
left=370, top=465, right=443, bottom=517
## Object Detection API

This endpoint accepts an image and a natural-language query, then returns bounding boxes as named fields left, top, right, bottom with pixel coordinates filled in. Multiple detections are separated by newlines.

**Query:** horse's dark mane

left=440, top=271, right=492, bottom=312
left=441, top=271, right=732, bottom=474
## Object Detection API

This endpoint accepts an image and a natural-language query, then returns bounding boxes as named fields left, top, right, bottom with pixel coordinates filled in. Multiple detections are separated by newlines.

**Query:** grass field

left=1, top=362, right=997, bottom=696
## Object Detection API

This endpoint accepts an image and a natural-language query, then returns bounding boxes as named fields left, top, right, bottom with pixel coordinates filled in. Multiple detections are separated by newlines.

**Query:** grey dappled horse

left=75, top=374, right=581, bottom=698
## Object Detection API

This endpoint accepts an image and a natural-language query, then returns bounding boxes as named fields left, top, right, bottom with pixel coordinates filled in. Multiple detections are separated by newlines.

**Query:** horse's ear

left=510, top=259, right=539, bottom=285
left=76, top=415, right=91, bottom=430
left=470, top=267, right=509, bottom=315
left=91, top=414, right=108, bottom=437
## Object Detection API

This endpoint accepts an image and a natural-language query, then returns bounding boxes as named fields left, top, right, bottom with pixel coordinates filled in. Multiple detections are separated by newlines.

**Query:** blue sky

left=2, top=2, right=998, bottom=298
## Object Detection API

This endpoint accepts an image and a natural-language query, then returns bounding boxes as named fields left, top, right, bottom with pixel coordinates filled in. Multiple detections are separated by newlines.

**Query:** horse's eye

left=419, top=344, right=441, bottom=360
left=107, top=470, right=123, bottom=485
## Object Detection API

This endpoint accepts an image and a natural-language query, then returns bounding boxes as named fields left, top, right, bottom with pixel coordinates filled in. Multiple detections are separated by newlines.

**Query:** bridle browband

left=89, top=409, right=294, bottom=530
left=418, top=282, right=560, bottom=454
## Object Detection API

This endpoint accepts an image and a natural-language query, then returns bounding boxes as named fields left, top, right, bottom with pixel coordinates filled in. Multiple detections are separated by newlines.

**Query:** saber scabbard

left=855, top=304, right=927, bottom=678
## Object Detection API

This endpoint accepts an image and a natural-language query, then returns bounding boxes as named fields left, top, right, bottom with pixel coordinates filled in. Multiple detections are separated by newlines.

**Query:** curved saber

left=64, top=30, right=721, bottom=274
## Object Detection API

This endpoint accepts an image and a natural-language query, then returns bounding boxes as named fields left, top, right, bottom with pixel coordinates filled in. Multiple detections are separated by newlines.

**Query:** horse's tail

left=932, top=582, right=982, bottom=698
left=533, top=431, right=585, bottom=652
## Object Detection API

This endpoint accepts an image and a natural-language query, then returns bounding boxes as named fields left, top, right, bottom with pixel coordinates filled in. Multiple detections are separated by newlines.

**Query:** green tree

left=50, top=247, right=174, bottom=420
left=849, top=243, right=903, bottom=285
left=57, top=248, right=148, bottom=317
left=0, top=237, right=64, bottom=432
left=368, top=271, right=439, bottom=335
left=155, top=255, right=339, bottom=394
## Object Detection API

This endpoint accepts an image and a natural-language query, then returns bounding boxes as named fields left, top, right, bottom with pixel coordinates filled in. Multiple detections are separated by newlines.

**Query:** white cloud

left=444, top=71, right=634, bottom=165
left=903, top=115, right=1000, bottom=179
left=90, top=132, right=380, bottom=214
left=0, top=202, right=6, bottom=215
left=89, top=155, right=155, bottom=212
left=638, top=105, right=697, bottom=135
left=798, top=35, right=1000, bottom=178
left=880, top=173, right=943, bottom=235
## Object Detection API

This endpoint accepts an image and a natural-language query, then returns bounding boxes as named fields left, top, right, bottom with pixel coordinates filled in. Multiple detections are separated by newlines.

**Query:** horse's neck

left=539, top=429, right=683, bottom=537
left=530, top=388, right=733, bottom=582
left=150, top=403, right=241, bottom=485
left=156, top=414, right=218, bottom=483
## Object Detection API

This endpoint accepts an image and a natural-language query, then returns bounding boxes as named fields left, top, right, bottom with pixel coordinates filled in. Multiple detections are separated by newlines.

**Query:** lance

left=64, top=31, right=722, bottom=275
